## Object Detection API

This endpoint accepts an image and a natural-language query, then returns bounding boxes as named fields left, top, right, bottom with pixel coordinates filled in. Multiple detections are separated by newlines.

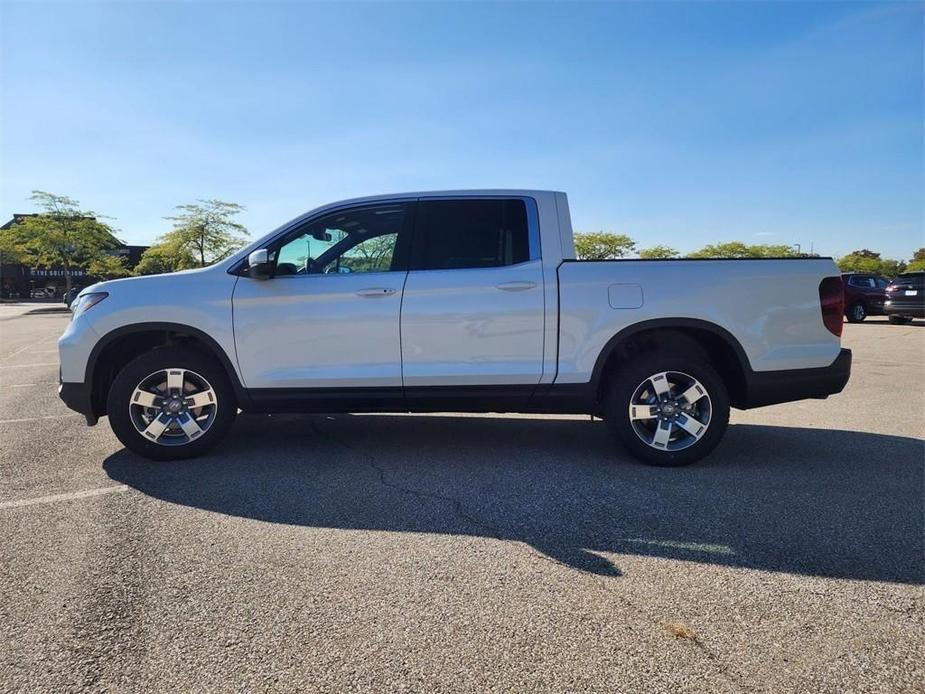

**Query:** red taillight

left=819, top=276, right=844, bottom=337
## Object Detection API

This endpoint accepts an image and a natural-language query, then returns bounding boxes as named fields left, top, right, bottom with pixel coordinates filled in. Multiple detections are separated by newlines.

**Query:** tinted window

left=414, top=199, right=530, bottom=270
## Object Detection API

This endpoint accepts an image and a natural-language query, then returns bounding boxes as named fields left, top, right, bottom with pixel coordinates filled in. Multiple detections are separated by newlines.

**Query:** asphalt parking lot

left=1, top=310, right=922, bottom=692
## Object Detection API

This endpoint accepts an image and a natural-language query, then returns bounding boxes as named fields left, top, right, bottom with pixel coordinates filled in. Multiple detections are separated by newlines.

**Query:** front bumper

left=58, top=381, right=98, bottom=425
left=742, top=348, right=852, bottom=409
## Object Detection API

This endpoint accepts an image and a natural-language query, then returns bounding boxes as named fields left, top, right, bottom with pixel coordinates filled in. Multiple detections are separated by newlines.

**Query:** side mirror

left=248, top=249, right=271, bottom=279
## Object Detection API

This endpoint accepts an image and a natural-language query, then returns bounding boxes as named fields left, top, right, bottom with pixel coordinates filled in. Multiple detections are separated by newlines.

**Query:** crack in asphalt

left=309, top=416, right=747, bottom=691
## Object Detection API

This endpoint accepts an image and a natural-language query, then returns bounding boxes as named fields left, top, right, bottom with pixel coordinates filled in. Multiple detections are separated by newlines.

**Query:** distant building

left=0, top=214, right=148, bottom=299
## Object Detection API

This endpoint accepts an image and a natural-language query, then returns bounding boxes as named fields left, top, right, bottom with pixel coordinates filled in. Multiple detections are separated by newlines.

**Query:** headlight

left=71, top=292, right=108, bottom=318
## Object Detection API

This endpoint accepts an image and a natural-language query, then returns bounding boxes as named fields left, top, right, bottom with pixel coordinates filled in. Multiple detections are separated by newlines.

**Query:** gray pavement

left=0, top=313, right=922, bottom=692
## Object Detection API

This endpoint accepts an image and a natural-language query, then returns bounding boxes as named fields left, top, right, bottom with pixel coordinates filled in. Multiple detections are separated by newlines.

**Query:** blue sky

left=1, top=1, right=922, bottom=259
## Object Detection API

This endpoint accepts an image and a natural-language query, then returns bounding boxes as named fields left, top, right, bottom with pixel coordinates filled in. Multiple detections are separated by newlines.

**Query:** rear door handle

left=496, top=281, right=537, bottom=292
left=356, top=287, right=397, bottom=298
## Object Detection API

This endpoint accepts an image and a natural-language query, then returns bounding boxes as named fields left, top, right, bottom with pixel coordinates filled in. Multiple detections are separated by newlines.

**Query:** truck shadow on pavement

left=103, top=414, right=924, bottom=584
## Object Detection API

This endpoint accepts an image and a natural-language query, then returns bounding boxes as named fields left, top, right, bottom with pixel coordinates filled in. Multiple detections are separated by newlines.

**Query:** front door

left=232, top=202, right=413, bottom=390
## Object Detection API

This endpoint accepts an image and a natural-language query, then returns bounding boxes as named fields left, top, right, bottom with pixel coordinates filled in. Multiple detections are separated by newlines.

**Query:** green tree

left=639, top=244, right=680, bottom=259
left=87, top=254, right=132, bottom=280
left=161, top=199, right=249, bottom=267
left=837, top=251, right=906, bottom=276
left=134, top=241, right=197, bottom=275
left=687, top=242, right=800, bottom=259
left=574, top=231, right=636, bottom=260
left=0, top=191, right=119, bottom=296
left=907, top=248, right=925, bottom=272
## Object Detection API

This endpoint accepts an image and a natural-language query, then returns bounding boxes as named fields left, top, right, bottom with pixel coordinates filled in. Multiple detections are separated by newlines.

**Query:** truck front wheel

left=604, top=355, right=730, bottom=466
left=107, top=347, right=237, bottom=461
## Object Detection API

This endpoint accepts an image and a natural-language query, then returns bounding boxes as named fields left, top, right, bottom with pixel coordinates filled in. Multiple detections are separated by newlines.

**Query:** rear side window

left=412, top=199, right=531, bottom=270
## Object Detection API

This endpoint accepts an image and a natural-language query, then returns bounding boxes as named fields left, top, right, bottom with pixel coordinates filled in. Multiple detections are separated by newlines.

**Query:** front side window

left=274, top=204, right=409, bottom=276
left=412, top=199, right=531, bottom=270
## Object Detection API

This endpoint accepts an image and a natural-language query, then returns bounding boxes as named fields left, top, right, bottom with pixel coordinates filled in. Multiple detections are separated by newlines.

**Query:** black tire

left=846, top=302, right=866, bottom=323
left=107, top=347, right=236, bottom=461
left=604, top=354, right=730, bottom=467
left=888, top=315, right=912, bottom=325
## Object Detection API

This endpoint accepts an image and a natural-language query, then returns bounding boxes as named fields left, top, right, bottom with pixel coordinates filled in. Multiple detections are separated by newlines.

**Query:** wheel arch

left=591, top=318, right=751, bottom=409
left=86, top=322, right=247, bottom=418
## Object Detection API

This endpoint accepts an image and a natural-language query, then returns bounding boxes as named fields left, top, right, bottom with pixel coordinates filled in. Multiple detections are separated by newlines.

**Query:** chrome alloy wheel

left=627, top=371, right=712, bottom=451
left=128, top=368, right=218, bottom=446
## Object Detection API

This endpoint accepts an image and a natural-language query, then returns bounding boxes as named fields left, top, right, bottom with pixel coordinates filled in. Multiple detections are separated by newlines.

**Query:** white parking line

left=0, top=363, right=59, bottom=369
left=0, top=414, right=80, bottom=424
left=0, top=485, right=129, bottom=510
left=0, top=343, right=33, bottom=362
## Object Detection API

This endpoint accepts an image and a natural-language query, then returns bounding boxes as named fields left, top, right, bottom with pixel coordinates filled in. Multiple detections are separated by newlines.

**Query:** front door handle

left=496, top=281, right=537, bottom=292
left=356, top=287, right=397, bottom=298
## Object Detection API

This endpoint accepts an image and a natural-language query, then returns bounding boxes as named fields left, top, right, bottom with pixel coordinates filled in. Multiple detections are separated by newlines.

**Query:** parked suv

left=841, top=273, right=888, bottom=322
left=885, top=272, right=924, bottom=324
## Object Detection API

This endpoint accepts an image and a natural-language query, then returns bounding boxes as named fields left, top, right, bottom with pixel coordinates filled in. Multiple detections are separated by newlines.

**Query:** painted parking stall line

left=0, top=363, right=59, bottom=369
left=0, top=485, right=129, bottom=510
left=0, top=414, right=81, bottom=425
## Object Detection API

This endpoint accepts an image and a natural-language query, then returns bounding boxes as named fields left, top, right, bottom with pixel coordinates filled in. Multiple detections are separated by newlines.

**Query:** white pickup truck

left=59, top=190, right=851, bottom=466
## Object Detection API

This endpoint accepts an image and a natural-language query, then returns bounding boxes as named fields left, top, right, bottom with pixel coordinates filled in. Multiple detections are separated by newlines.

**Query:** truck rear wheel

left=107, top=347, right=237, bottom=461
left=604, top=355, right=730, bottom=466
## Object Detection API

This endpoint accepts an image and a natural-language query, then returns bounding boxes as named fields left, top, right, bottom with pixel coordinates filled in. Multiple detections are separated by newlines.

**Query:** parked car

left=841, top=273, right=889, bottom=322
left=58, top=190, right=851, bottom=467
left=30, top=288, right=54, bottom=299
left=885, top=271, right=924, bottom=324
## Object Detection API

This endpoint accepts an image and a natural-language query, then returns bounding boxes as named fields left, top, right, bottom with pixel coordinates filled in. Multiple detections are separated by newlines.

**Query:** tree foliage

left=639, top=244, right=680, bottom=259
left=160, top=199, right=249, bottom=267
left=87, top=254, right=132, bottom=280
left=574, top=231, right=636, bottom=260
left=837, top=251, right=906, bottom=277
left=0, top=191, right=120, bottom=294
left=907, top=248, right=925, bottom=272
left=686, top=242, right=800, bottom=259
left=134, top=240, right=197, bottom=275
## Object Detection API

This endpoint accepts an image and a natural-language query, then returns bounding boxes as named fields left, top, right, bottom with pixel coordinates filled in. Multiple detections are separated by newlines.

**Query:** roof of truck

left=309, top=189, right=565, bottom=208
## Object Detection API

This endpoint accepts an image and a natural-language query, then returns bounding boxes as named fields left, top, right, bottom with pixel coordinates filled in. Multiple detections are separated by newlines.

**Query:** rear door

left=399, top=197, right=545, bottom=396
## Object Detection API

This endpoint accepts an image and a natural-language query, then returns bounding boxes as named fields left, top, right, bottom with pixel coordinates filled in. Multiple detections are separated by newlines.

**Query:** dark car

left=885, top=271, right=924, bottom=324
left=841, top=273, right=889, bottom=322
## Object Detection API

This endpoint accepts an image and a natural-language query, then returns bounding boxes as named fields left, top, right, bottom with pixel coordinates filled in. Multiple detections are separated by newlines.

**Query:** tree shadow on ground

left=104, top=414, right=924, bottom=583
